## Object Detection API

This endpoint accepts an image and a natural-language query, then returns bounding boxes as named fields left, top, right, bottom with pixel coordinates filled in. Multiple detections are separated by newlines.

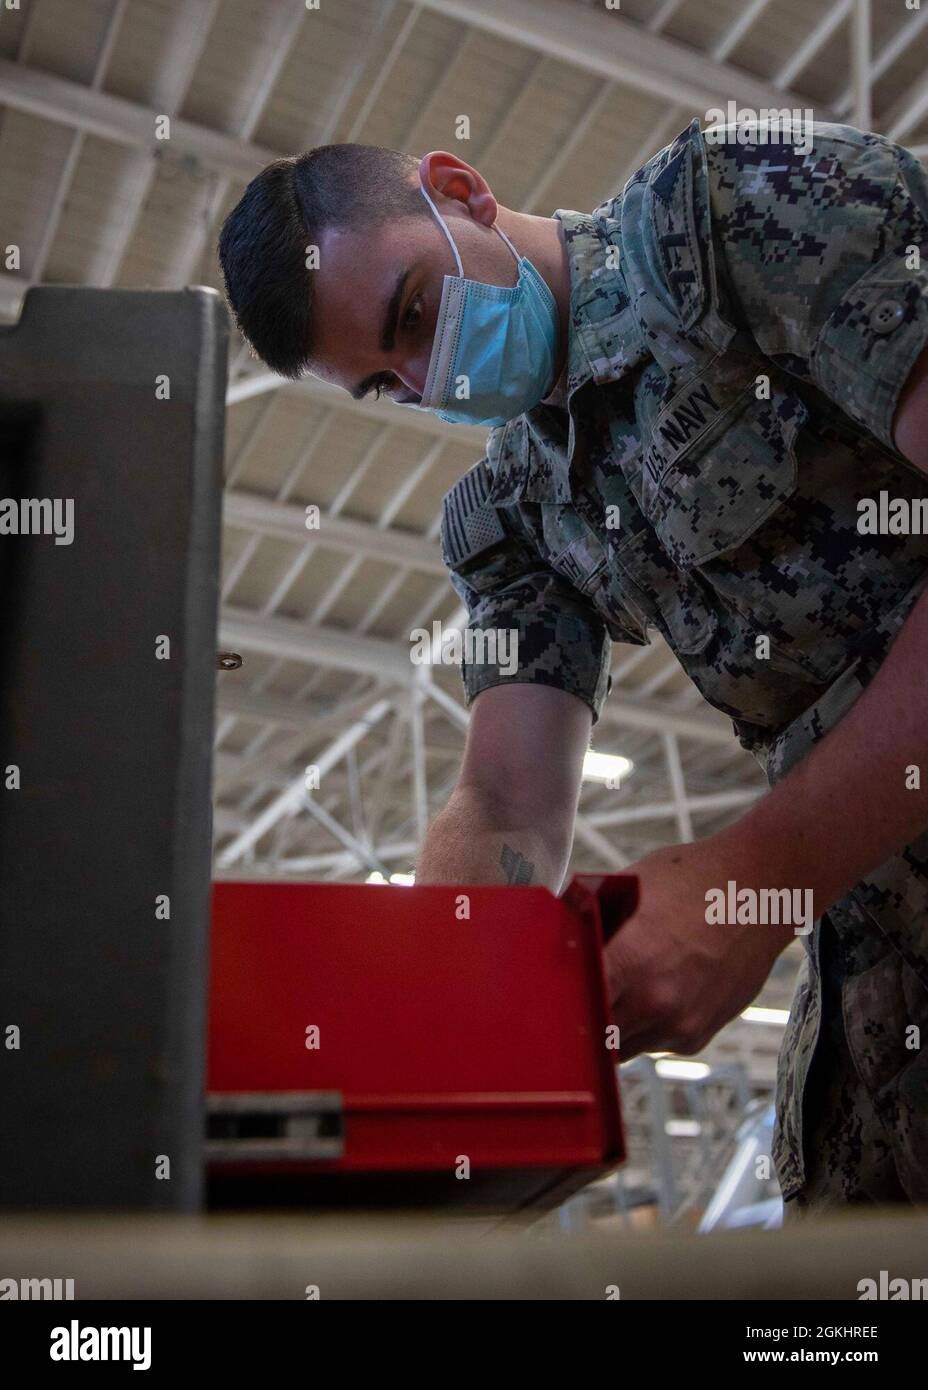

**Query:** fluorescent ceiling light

left=654, top=1059, right=710, bottom=1081
left=665, top=1118, right=701, bottom=1137
left=740, top=1006, right=790, bottom=1026
left=582, top=749, right=633, bottom=783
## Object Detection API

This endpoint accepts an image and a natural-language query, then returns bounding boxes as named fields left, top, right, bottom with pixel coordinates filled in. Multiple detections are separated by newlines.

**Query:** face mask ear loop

left=419, top=182, right=464, bottom=277
left=492, top=223, right=522, bottom=267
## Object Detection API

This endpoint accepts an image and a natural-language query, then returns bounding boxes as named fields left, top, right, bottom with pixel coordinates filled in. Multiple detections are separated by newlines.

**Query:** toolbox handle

left=563, top=873, right=639, bottom=945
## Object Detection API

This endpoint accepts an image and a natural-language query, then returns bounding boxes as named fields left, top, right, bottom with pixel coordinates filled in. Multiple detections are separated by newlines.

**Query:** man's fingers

left=606, top=934, right=666, bottom=1042
left=610, top=988, right=672, bottom=1055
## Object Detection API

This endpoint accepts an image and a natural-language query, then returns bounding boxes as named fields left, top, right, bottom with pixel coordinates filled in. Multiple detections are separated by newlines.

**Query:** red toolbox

left=206, top=875, right=636, bottom=1215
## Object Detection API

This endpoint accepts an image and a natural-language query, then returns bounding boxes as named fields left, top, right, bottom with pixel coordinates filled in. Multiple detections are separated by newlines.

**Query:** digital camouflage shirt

left=439, top=121, right=928, bottom=1204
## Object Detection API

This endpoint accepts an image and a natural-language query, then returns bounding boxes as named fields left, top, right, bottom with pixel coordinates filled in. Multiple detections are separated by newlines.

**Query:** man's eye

left=403, top=295, right=423, bottom=330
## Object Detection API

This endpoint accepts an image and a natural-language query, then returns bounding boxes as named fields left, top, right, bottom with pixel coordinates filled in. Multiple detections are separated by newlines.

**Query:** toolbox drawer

left=206, top=876, right=635, bottom=1213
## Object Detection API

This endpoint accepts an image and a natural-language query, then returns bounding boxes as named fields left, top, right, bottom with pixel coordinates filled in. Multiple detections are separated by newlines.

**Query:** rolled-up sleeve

left=707, top=126, right=928, bottom=449
left=440, top=461, right=612, bottom=721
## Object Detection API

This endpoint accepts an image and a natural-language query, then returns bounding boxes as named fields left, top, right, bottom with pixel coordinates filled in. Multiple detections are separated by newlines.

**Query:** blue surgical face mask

left=411, top=180, right=559, bottom=427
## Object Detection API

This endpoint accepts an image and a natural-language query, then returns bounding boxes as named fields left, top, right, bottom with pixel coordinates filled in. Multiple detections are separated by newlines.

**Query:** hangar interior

left=1, top=0, right=926, bottom=1249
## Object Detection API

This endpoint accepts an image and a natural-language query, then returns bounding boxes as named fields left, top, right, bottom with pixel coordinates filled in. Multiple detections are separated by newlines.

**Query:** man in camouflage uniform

left=218, top=120, right=928, bottom=1211
left=434, top=121, right=928, bottom=1212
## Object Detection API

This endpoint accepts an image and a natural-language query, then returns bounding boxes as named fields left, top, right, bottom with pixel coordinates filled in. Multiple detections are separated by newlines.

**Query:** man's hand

left=608, top=520, right=928, bottom=1059
left=605, top=835, right=794, bottom=1059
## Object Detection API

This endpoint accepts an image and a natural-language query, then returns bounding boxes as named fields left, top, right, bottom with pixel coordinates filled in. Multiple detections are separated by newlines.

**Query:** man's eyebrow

left=350, top=268, right=411, bottom=400
left=380, top=267, right=410, bottom=352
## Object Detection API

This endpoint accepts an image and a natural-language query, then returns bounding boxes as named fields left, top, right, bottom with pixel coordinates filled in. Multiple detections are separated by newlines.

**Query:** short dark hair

left=218, top=144, right=423, bottom=379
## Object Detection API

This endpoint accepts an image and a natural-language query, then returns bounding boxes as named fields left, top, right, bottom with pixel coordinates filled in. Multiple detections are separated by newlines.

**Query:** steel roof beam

left=224, top=491, right=445, bottom=575
left=219, top=606, right=415, bottom=683
left=0, top=56, right=279, bottom=179
left=226, top=371, right=490, bottom=449
left=216, top=697, right=393, bottom=865
left=415, top=0, right=832, bottom=119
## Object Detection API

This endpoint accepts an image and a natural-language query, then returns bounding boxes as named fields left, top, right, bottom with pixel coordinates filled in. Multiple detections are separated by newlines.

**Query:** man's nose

left=393, top=350, right=431, bottom=399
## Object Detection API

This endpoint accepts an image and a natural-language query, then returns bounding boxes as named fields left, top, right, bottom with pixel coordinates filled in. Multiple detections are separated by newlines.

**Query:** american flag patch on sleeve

left=439, top=461, right=508, bottom=572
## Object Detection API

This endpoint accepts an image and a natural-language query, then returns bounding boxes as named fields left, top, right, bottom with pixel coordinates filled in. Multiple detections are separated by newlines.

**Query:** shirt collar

left=551, top=205, right=645, bottom=397
left=486, top=205, right=646, bottom=506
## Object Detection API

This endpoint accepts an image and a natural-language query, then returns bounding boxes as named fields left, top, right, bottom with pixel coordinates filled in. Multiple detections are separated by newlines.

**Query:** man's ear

left=419, top=151, right=498, bottom=227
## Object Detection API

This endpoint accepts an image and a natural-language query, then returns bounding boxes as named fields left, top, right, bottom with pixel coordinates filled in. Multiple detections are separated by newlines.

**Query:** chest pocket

left=638, top=380, right=859, bottom=686
left=518, top=458, right=714, bottom=654
left=642, top=383, right=807, bottom=568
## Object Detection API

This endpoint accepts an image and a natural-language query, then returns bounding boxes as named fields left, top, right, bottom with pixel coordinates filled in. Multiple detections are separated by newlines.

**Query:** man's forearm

left=416, top=784, right=570, bottom=889
left=716, top=582, right=928, bottom=912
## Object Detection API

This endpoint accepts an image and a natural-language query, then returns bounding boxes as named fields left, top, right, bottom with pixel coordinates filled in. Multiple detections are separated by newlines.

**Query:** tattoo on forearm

left=500, top=843, right=535, bottom=885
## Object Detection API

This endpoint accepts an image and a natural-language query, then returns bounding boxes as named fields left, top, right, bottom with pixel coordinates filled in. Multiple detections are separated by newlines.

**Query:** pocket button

left=869, top=301, right=905, bottom=335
